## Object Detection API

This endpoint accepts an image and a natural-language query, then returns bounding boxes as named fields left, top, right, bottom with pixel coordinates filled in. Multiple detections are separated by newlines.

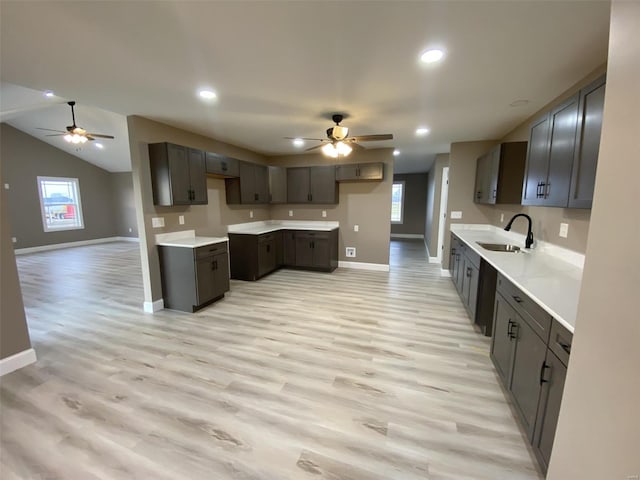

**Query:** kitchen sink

left=477, top=242, right=523, bottom=253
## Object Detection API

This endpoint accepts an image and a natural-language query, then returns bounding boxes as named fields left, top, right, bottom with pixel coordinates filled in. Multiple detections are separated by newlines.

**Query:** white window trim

left=391, top=180, right=405, bottom=224
left=37, top=176, right=85, bottom=232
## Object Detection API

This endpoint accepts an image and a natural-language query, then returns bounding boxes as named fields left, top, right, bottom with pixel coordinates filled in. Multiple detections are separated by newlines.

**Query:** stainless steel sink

left=477, top=242, right=523, bottom=253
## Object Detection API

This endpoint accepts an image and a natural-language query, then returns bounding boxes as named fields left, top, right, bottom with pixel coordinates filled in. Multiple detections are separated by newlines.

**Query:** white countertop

left=450, top=224, right=584, bottom=333
left=227, top=220, right=339, bottom=235
left=155, top=230, right=228, bottom=248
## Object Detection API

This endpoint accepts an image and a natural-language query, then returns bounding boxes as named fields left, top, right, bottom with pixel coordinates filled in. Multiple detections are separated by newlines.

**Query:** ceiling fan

left=37, top=101, right=115, bottom=144
left=285, top=114, right=393, bottom=158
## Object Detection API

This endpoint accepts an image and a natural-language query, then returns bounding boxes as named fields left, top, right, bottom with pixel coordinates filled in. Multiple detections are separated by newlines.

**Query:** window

left=391, top=181, right=405, bottom=224
left=38, top=177, right=84, bottom=232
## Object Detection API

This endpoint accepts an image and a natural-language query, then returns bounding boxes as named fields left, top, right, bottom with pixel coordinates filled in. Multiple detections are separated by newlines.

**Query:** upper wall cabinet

left=287, top=166, right=338, bottom=204
left=474, top=142, right=527, bottom=205
left=149, top=142, right=208, bottom=206
left=568, top=74, right=606, bottom=208
left=522, top=74, right=605, bottom=208
left=225, top=161, right=269, bottom=204
left=336, top=162, right=384, bottom=182
left=205, top=152, right=240, bottom=177
left=268, top=166, right=287, bottom=204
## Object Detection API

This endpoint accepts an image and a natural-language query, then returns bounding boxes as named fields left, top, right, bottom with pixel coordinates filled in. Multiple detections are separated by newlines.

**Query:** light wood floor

left=1, top=239, right=543, bottom=479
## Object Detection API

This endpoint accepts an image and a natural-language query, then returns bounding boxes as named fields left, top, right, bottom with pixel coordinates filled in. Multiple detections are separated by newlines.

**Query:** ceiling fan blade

left=284, top=137, right=325, bottom=141
left=305, top=144, right=325, bottom=152
left=86, top=133, right=115, bottom=139
left=349, top=134, right=393, bottom=142
left=36, top=127, right=66, bottom=133
left=348, top=141, right=365, bottom=151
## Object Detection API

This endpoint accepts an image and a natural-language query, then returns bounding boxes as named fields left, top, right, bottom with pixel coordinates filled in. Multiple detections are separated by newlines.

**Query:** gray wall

left=548, top=2, right=640, bottom=476
left=390, top=173, right=427, bottom=236
left=0, top=146, right=32, bottom=360
left=269, top=149, right=393, bottom=265
left=111, top=172, right=138, bottom=237
left=1, top=123, right=118, bottom=248
left=425, top=154, right=449, bottom=258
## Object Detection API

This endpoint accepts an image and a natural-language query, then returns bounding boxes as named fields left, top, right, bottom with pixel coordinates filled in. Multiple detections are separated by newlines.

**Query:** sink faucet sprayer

left=504, top=214, right=534, bottom=249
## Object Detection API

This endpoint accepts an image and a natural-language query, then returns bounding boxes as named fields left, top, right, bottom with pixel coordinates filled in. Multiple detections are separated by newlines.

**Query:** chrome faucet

left=504, top=213, right=534, bottom=249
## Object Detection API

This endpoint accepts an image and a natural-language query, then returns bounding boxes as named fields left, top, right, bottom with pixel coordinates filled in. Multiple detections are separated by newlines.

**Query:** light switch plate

left=450, top=211, right=463, bottom=219
left=346, top=247, right=356, bottom=258
left=500, top=213, right=504, bottom=222
left=354, top=225, right=359, bottom=232
left=151, top=217, right=165, bottom=228
left=288, top=210, right=293, bottom=217
left=178, top=215, right=185, bottom=225
left=249, top=210, right=254, bottom=219
left=4, top=183, right=9, bottom=190
left=559, top=223, right=569, bottom=238
left=11, top=237, right=17, bottom=243
left=322, top=210, right=327, bottom=218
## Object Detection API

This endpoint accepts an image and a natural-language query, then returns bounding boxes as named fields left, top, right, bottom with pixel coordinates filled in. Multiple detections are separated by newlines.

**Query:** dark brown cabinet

left=569, top=74, right=606, bottom=208
left=228, top=232, right=280, bottom=281
left=268, top=166, right=288, bottom=204
left=286, top=166, right=337, bottom=204
left=295, top=232, right=332, bottom=268
left=225, top=161, right=269, bottom=204
left=149, top=143, right=208, bottom=206
left=205, top=152, right=240, bottom=177
left=158, top=242, right=229, bottom=312
left=336, top=162, right=384, bottom=181
left=474, top=142, right=527, bottom=204
left=283, top=230, right=296, bottom=266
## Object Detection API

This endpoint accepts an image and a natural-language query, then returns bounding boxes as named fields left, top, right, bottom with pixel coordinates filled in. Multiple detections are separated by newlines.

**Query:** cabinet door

left=455, top=250, right=465, bottom=293
left=211, top=252, right=230, bottom=299
left=522, top=114, right=551, bottom=205
left=269, top=166, right=288, bottom=204
left=205, top=152, right=239, bottom=177
left=195, top=257, right=216, bottom=305
left=254, top=164, right=269, bottom=204
left=491, top=293, right=517, bottom=385
left=284, top=231, right=296, bottom=266
left=532, top=350, right=567, bottom=471
left=274, top=231, right=284, bottom=266
left=287, top=167, right=311, bottom=203
left=486, top=146, right=501, bottom=205
left=309, top=166, right=336, bottom=204
left=545, top=94, right=579, bottom=206
left=168, top=144, right=191, bottom=205
left=295, top=236, right=314, bottom=267
left=449, top=235, right=458, bottom=275
left=336, top=164, right=359, bottom=181
left=357, top=163, right=384, bottom=180
left=188, top=148, right=208, bottom=204
left=474, top=153, right=490, bottom=203
left=569, top=75, right=605, bottom=208
left=239, top=162, right=257, bottom=204
left=510, top=316, right=548, bottom=439
left=467, top=263, right=480, bottom=321
left=258, top=239, right=277, bottom=277
left=312, top=238, right=330, bottom=268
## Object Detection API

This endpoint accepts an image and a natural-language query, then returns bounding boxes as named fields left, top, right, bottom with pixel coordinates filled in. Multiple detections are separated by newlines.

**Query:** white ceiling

left=0, top=1, right=610, bottom=174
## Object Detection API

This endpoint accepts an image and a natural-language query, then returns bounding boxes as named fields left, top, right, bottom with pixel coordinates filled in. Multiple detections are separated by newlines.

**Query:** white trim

left=0, top=348, right=37, bottom=377
left=390, top=233, right=424, bottom=239
left=143, top=298, right=164, bottom=313
left=440, top=269, right=452, bottom=277
left=391, top=180, right=405, bottom=224
left=436, top=167, right=449, bottom=263
left=14, top=236, right=139, bottom=255
left=429, top=257, right=440, bottom=264
left=338, top=261, right=390, bottom=272
left=37, top=176, right=85, bottom=232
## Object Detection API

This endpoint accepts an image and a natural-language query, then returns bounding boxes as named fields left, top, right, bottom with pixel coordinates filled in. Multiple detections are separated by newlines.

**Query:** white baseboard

left=338, top=261, right=390, bottom=272
left=143, top=298, right=164, bottom=313
left=0, top=348, right=37, bottom=377
left=429, top=256, right=441, bottom=264
left=440, top=269, right=452, bottom=277
left=390, top=234, right=424, bottom=239
left=14, top=236, right=140, bottom=255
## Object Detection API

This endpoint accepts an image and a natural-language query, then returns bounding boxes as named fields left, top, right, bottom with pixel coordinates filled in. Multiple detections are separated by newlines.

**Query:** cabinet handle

left=266, top=244, right=270, bottom=253
left=309, top=193, right=313, bottom=201
left=539, top=361, right=551, bottom=385
left=558, top=341, right=571, bottom=355
left=512, top=295, right=523, bottom=303
left=476, top=191, right=482, bottom=199
left=254, top=193, right=259, bottom=201
left=492, top=189, right=497, bottom=199
left=466, top=267, right=472, bottom=277
left=311, top=241, right=315, bottom=249
left=507, top=320, right=518, bottom=340
left=221, top=162, right=227, bottom=171
left=536, top=182, right=546, bottom=199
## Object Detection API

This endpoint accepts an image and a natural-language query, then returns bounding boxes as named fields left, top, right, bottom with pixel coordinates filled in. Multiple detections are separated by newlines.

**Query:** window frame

left=37, top=176, right=85, bottom=232
left=391, top=180, right=405, bottom=224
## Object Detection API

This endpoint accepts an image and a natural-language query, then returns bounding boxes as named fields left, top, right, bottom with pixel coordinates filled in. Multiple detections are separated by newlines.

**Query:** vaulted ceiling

left=0, top=1, right=610, bottom=173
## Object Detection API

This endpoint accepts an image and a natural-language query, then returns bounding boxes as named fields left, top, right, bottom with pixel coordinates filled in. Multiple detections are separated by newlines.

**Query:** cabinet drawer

left=464, top=246, right=481, bottom=269
left=497, top=274, right=552, bottom=342
left=195, top=242, right=228, bottom=259
left=258, top=232, right=278, bottom=243
left=296, top=231, right=331, bottom=240
left=548, top=320, right=572, bottom=367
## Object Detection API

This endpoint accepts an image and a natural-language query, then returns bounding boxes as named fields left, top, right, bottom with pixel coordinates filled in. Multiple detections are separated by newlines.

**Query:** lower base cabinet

left=159, top=242, right=230, bottom=312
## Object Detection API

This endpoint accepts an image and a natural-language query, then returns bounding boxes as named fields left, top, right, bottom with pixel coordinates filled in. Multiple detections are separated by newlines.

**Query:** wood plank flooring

left=1, top=239, right=543, bottom=479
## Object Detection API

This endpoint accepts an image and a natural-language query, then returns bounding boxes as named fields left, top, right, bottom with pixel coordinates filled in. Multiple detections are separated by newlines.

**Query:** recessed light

left=198, top=89, right=217, bottom=100
left=292, top=138, right=304, bottom=147
left=420, top=49, right=444, bottom=64
left=510, top=99, right=530, bottom=107
left=95, top=143, right=104, bottom=149
left=393, top=149, right=400, bottom=156
left=44, top=91, right=55, bottom=98
left=416, top=127, right=430, bottom=136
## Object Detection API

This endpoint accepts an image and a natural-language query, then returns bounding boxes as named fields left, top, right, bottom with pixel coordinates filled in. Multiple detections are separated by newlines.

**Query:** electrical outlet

left=346, top=247, right=356, bottom=258
left=128, top=228, right=132, bottom=233
left=151, top=217, right=165, bottom=228
left=179, top=215, right=185, bottom=225
left=289, top=210, right=293, bottom=217
left=322, top=210, right=327, bottom=218
left=249, top=210, right=254, bottom=219
left=500, top=213, right=504, bottom=222
left=4, top=183, right=9, bottom=190
left=559, top=223, right=569, bottom=238
left=450, top=211, right=463, bottom=220
left=12, top=237, right=17, bottom=243
left=354, top=225, right=359, bottom=232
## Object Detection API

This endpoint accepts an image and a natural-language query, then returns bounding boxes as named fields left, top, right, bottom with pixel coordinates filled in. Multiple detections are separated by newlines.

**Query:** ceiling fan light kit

left=37, top=101, right=115, bottom=144
left=322, top=141, right=352, bottom=158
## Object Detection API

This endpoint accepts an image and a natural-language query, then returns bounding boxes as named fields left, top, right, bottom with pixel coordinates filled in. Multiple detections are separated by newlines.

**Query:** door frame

left=436, top=167, right=449, bottom=263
